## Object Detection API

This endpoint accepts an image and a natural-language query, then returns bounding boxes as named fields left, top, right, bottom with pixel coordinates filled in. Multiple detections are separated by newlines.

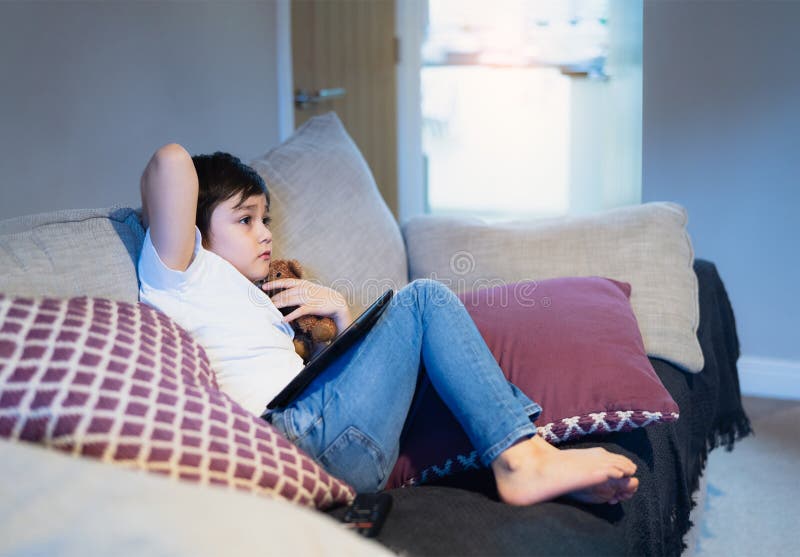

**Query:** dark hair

left=191, top=152, right=270, bottom=246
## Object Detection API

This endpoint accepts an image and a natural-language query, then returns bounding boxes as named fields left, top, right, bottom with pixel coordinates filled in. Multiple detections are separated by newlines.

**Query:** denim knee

left=404, top=278, right=457, bottom=309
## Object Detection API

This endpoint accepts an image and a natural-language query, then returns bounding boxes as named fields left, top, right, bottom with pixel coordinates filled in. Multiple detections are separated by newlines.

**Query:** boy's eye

left=239, top=216, right=271, bottom=226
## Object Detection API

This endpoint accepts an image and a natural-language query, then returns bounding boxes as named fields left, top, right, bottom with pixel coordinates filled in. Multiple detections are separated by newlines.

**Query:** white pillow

left=250, top=113, right=408, bottom=314
left=403, top=202, right=704, bottom=373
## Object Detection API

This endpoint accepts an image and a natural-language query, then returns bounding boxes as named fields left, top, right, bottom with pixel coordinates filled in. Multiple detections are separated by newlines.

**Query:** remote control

left=342, top=493, right=392, bottom=538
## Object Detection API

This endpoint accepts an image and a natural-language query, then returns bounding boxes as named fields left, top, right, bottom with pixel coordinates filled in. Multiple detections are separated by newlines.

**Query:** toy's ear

left=288, top=259, right=304, bottom=278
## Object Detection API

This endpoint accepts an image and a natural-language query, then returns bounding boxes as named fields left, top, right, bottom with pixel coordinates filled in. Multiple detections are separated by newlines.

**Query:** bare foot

left=566, top=476, right=639, bottom=505
left=491, top=435, right=639, bottom=506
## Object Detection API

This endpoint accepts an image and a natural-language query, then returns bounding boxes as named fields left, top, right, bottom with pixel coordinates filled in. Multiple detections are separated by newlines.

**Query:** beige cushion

left=249, top=113, right=408, bottom=315
left=403, top=202, right=704, bottom=373
left=0, top=206, right=144, bottom=303
left=0, top=440, right=391, bottom=557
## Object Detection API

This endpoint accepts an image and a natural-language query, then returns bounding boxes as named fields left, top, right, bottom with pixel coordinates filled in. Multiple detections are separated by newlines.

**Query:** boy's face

left=206, top=193, right=272, bottom=282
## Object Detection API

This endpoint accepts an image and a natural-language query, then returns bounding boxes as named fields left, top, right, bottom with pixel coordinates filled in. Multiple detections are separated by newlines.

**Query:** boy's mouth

left=259, top=250, right=271, bottom=260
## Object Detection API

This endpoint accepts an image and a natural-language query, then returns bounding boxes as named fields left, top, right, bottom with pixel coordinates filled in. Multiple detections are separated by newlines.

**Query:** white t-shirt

left=137, top=226, right=304, bottom=416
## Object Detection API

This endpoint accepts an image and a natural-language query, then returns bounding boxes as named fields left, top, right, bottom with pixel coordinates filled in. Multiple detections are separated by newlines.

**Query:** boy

left=138, top=143, right=639, bottom=504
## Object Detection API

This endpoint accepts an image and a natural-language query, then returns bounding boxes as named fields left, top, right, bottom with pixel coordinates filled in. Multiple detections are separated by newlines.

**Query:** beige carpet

left=694, top=396, right=800, bottom=556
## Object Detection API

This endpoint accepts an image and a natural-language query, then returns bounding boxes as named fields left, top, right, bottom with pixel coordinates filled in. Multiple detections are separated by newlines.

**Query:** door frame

left=275, top=0, right=295, bottom=142
left=394, top=0, right=426, bottom=224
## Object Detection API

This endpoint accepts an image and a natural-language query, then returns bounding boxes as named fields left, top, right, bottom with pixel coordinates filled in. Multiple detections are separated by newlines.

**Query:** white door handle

left=295, top=88, right=347, bottom=109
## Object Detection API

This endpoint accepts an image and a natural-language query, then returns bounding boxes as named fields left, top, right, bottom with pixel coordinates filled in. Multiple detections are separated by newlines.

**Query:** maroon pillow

left=0, top=295, right=355, bottom=509
left=387, top=277, right=679, bottom=489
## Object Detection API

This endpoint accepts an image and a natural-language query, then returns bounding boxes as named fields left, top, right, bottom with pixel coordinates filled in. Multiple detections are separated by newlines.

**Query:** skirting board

left=738, top=356, right=800, bottom=400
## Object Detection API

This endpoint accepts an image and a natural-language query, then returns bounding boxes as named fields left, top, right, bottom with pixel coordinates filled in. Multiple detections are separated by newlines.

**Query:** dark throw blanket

left=328, top=259, right=752, bottom=556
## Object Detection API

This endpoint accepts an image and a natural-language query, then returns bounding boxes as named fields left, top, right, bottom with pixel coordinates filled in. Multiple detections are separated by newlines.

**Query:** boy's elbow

left=140, top=142, right=198, bottom=229
left=143, top=143, right=196, bottom=188
left=153, top=143, right=192, bottom=165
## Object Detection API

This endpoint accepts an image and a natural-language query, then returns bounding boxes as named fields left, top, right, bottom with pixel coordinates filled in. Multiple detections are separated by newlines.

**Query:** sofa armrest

left=0, top=440, right=390, bottom=557
left=0, top=206, right=145, bottom=302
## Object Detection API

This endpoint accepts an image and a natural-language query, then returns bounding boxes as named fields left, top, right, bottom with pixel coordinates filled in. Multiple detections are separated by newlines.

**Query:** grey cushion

left=249, top=112, right=408, bottom=314
left=403, top=202, right=704, bottom=373
left=0, top=206, right=144, bottom=303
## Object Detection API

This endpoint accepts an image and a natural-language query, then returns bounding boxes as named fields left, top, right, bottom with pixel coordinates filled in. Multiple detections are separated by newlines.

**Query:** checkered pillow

left=0, top=295, right=355, bottom=509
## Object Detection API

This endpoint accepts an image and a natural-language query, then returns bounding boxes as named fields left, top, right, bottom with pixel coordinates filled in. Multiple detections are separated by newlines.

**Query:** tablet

left=265, top=289, right=394, bottom=411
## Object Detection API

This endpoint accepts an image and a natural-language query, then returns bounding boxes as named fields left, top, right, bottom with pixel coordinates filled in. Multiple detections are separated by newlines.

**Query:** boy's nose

left=259, top=224, right=272, bottom=243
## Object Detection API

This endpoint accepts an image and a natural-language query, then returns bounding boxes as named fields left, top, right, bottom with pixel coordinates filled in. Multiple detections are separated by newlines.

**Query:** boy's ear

left=288, top=259, right=304, bottom=278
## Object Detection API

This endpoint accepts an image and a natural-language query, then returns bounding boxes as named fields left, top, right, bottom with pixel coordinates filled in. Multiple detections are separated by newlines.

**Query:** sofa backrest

left=0, top=206, right=144, bottom=302
left=0, top=114, right=409, bottom=314
left=402, top=202, right=704, bottom=373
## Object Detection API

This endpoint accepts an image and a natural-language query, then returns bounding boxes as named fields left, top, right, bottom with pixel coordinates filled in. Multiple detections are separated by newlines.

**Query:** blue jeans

left=265, top=279, right=541, bottom=493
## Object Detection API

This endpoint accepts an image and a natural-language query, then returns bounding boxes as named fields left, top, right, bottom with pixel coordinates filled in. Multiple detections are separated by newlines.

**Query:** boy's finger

left=262, top=278, right=301, bottom=290
left=270, top=289, right=313, bottom=308
left=282, top=307, right=307, bottom=323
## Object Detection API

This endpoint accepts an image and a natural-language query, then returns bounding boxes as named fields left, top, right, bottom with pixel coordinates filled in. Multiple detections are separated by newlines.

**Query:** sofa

left=0, top=113, right=751, bottom=556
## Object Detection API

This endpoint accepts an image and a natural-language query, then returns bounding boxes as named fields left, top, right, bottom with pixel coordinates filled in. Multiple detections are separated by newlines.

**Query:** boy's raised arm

left=140, top=143, right=198, bottom=272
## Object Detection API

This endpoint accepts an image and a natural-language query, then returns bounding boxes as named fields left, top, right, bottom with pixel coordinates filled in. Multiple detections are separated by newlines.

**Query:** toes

left=604, top=460, right=632, bottom=479
left=608, top=467, right=625, bottom=480
left=610, top=455, right=637, bottom=475
left=616, top=477, right=639, bottom=496
left=600, top=476, right=639, bottom=506
left=611, top=476, right=638, bottom=493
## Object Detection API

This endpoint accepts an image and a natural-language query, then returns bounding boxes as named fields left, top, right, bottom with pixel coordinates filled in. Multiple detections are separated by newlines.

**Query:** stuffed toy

left=264, top=259, right=338, bottom=363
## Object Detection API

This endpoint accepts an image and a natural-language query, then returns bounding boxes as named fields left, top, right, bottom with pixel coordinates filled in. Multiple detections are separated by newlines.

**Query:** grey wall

left=0, top=1, right=283, bottom=219
left=643, top=0, right=799, bottom=362
left=3, top=0, right=796, bottom=366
